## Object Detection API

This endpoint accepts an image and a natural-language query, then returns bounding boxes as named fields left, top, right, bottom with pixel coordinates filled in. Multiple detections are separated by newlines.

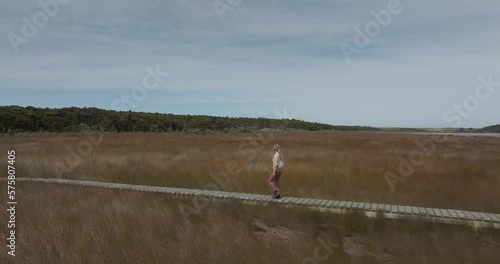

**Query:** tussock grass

left=0, top=182, right=498, bottom=263
left=1, top=131, right=499, bottom=213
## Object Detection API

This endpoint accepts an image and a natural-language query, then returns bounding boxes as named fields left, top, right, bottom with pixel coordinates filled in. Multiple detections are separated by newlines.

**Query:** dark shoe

left=273, top=192, right=281, bottom=199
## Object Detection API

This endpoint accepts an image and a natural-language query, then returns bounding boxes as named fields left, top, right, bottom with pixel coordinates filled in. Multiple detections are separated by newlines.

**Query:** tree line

left=479, top=124, right=500, bottom=133
left=0, top=106, right=379, bottom=133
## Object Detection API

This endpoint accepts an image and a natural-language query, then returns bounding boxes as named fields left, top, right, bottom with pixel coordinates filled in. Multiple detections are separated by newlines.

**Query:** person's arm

left=272, top=153, right=279, bottom=171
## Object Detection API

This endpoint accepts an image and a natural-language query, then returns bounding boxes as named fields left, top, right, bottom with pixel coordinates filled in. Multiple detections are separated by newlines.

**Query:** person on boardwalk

left=269, top=144, right=284, bottom=199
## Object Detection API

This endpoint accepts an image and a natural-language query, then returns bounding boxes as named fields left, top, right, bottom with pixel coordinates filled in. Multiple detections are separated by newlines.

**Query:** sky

left=1, top=0, right=499, bottom=128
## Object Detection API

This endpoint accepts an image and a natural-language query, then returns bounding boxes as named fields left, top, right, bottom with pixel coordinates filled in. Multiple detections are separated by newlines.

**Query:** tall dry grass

left=0, top=182, right=498, bottom=263
left=1, top=131, right=499, bottom=212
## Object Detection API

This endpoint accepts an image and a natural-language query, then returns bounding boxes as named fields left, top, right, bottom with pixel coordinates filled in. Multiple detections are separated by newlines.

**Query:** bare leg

left=275, top=171, right=281, bottom=193
left=268, top=173, right=277, bottom=191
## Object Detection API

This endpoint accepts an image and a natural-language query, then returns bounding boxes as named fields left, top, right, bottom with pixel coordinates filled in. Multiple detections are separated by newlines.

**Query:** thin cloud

left=1, top=0, right=499, bottom=127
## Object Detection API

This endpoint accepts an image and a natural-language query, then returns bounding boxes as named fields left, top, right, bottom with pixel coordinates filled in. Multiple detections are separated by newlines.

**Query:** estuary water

left=377, top=132, right=500, bottom=138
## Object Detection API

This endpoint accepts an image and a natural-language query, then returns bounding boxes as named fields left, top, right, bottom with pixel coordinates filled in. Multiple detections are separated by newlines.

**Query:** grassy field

left=1, top=131, right=499, bottom=212
left=0, top=182, right=499, bottom=264
left=1, top=131, right=500, bottom=263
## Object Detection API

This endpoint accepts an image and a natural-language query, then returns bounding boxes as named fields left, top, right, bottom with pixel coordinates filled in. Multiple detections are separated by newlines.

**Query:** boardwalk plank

left=463, top=211, right=475, bottom=220
left=215, top=191, right=226, bottom=197
left=246, top=194, right=259, bottom=201
left=448, top=210, right=458, bottom=219
left=260, top=196, right=273, bottom=202
left=486, top=214, right=500, bottom=222
left=248, top=194, right=261, bottom=201
left=246, top=193, right=258, bottom=200
left=441, top=210, right=451, bottom=218
left=309, top=199, right=321, bottom=207
left=478, top=213, right=492, bottom=222
left=332, top=201, right=342, bottom=208
left=424, top=208, right=434, bottom=216
left=314, top=200, right=323, bottom=207
left=418, top=207, right=427, bottom=215
left=471, top=212, right=482, bottom=220
left=224, top=192, right=235, bottom=198
left=454, top=210, right=465, bottom=219
left=433, top=209, right=443, bottom=217
left=296, top=198, right=306, bottom=205
left=238, top=193, right=250, bottom=200
left=243, top=193, right=255, bottom=200
left=227, top=192, right=240, bottom=198
left=9, top=178, right=500, bottom=230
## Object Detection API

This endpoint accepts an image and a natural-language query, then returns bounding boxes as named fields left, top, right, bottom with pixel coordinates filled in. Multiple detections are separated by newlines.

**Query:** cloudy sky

left=1, top=0, right=499, bottom=127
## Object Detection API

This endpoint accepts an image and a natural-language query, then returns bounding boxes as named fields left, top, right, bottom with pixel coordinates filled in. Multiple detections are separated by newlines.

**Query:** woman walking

left=269, top=144, right=284, bottom=199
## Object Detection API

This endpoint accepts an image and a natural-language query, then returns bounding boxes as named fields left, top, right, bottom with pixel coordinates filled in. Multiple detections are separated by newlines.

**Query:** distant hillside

left=0, top=106, right=379, bottom=133
left=479, top=124, right=500, bottom=133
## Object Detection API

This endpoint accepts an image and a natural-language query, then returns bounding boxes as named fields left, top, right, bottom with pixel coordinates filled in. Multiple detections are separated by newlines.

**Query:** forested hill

left=479, top=124, right=500, bottom=133
left=0, top=106, right=378, bottom=133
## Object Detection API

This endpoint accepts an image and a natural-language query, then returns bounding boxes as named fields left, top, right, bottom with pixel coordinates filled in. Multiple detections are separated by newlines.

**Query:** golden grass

left=1, top=131, right=500, bottom=213
left=0, top=182, right=498, bottom=263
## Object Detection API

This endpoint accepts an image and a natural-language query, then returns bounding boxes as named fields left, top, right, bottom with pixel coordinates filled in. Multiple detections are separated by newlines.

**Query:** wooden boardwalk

left=7, top=178, right=500, bottom=230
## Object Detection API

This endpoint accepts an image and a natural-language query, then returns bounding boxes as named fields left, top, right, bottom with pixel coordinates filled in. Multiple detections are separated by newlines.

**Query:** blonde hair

left=273, top=144, right=280, bottom=152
